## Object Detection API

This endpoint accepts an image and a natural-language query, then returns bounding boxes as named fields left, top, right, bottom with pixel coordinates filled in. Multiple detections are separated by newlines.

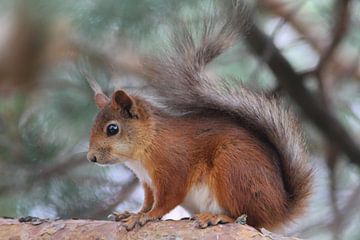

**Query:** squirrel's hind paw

left=193, top=213, right=234, bottom=229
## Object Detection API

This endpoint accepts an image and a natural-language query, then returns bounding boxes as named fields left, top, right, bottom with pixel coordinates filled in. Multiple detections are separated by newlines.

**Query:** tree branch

left=0, top=218, right=300, bottom=240
left=316, top=0, right=350, bottom=76
left=260, top=0, right=360, bottom=82
left=238, top=10, right=360, bottom=166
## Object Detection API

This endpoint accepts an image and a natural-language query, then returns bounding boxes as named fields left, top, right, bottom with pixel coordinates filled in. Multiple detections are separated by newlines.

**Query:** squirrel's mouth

left=92, top=157, right=119, bottom=166
left=94, top=155, right=132, bottom=166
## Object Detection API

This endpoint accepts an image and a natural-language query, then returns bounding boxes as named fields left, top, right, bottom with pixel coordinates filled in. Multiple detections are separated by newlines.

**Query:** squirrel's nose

left=87, top=153, right=97, bottom=163
left=90, top=156, right=97, bottom=162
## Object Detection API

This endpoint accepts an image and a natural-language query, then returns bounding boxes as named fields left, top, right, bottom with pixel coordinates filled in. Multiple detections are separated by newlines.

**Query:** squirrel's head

left=87, top=90, right=152, bottom=165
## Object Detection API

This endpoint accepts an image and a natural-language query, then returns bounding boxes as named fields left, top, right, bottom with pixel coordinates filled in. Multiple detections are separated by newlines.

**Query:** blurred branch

left=292, top=183, right=360, bottom=236
left=316, top=0, right=350, bottom=77
left=0, top=4, right=77, bottom=95
left=88, top=176, right=138, bottom=218
left=238, top=6, right=360, bottom=167
left=260, top=0, right=360, bottom=82
left=317, top=0, right=351, bottom=109
left=317, top=2, right=351, bottom=238
left=0, top=5, right=46, bottom=94
left=72, top=38, right=145, bottom=77
left=248, top=1, right=306, bottom=84
left=0, top=152, right=86, bottom=196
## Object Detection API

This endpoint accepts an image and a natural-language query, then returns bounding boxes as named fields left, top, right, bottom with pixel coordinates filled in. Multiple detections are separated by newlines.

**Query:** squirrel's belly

left=181, top=183, right=225, bottom=215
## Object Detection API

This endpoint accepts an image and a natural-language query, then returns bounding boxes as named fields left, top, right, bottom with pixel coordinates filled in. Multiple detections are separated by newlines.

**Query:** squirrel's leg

left=109, top=182, right=154, bottom=221
left=193, top=212, right=234, bottom=228
left=121, top=183, right=185, bottom=231
left=138, top=182, right=154, bottom=213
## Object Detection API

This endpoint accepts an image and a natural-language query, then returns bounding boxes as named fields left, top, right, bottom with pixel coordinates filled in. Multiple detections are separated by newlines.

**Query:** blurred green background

left=0, top=0, right=359, bottom=239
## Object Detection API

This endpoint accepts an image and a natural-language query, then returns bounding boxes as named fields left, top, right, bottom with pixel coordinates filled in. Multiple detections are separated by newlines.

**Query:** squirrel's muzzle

left=87, top=152, right=97, bottom=163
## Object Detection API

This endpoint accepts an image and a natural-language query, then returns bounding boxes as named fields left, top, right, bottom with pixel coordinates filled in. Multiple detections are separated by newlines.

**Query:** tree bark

left=0, top=218, right=299, bottom=240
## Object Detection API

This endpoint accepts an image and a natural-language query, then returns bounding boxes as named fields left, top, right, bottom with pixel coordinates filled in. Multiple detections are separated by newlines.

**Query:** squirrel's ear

left=95, top=93, right=110, bottom=109
left=111, top=90, right=138, bottom=118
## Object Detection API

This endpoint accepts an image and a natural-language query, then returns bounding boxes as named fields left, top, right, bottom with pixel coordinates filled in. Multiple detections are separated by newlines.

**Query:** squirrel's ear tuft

left=95, top=93, right=110, bottom=109
left=111, top=90, right=138, bottom=118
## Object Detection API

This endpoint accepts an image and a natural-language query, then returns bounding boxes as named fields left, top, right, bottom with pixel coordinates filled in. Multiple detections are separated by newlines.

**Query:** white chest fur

left=181, top=183, right=225, bottom=215
left=124, top=161, right=152, bottom=188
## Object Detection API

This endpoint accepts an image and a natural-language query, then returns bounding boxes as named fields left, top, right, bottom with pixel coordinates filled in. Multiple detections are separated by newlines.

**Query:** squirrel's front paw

left=108, top=211, right=132, bottom=221
left=121, top=212, right=158, bottom=231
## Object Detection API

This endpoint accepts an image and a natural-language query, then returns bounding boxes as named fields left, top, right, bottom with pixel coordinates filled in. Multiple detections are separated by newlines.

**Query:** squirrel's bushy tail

left=143, top=2, right=312, bottom=219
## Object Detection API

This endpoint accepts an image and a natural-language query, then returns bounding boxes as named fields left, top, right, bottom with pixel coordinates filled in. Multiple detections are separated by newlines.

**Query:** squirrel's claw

left=108, top=211, right=132, bottom=221
left=235, top=214, right=247, bottom=225
left=121, top=212, right=158, bottom=231
left=193, top=213, right=234, bottom=229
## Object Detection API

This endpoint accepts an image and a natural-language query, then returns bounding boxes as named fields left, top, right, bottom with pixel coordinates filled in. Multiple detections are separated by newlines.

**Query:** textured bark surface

left=0, top=218, right=300, bottom=240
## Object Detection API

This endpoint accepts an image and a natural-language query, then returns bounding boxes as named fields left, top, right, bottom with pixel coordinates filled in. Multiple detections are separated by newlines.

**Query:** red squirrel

left=87, top=4, right=312, bottom=231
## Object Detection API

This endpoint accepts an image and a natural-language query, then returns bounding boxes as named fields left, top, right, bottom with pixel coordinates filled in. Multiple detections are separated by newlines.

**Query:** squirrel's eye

left=106, top=124, right=119, bottom=136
